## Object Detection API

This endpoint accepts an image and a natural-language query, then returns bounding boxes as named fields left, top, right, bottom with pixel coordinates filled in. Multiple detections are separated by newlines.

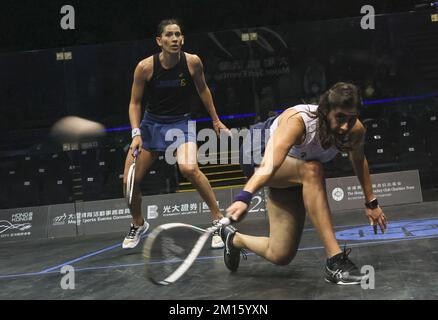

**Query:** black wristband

left=365, top=198, right=379, bottom=209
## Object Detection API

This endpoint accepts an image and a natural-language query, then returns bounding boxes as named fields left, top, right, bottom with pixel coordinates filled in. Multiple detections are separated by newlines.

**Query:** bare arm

left=244, top=111, right=305, bottom=193
left=348, top=121, right=374, bottom=202
left=129, top=60, right=149, bottom=129
left=190, top=54, right=220, bottom=122
left=188, top=54, right=230, bottom=136
left=226, top=110, right=305, bottom=221
left=128, top=58, right=152, bottom=154
left=349, top=120, right=387, bottom=233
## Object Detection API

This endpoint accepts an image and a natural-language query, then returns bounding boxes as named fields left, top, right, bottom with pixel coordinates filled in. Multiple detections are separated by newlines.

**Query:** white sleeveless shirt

left=268, top=104, right=339, bottom=163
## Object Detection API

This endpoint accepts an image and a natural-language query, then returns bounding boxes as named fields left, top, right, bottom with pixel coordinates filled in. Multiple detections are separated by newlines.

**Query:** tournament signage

left=0, top=188, right=268, bottom=241
left=143, top=189, right=233, bottom=229
left=74, top=198, right=132, bottom=236
left=0, top=206, right=49, bottom=242
left=0, top=171, right=423, bottom=242
left=74, top=189, right=236, bottom=236
left=326, top=170, right=423, bottom=211
left=47, top=203, right=77, bottom=238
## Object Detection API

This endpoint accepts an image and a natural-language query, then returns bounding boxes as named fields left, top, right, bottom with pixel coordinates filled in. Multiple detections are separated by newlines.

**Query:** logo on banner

left=332, top=188, right=345, bottom=202
left=326, top=170, right=422, bottom=210
left=0, top=211, right=33, bottom=238
left=0, top=220, right=32, bottom=236
left=11, top=212, right=33, bottom=222
left=53, top=213, right=67, bottom=226
left=163, top=202, right=201, bottom=217
left=52, top=213, right=76, bottom=226
left=147, top=205, right=159, bottom=219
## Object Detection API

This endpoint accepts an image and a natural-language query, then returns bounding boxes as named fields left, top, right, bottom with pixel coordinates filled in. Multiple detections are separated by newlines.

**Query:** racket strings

left=145, top=226, right=211, bottom=285
left=144, top=218, right=231, bottom=285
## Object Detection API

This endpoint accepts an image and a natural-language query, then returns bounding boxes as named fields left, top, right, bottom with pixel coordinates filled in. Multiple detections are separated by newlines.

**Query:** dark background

left=1, top=0, right=438, bottom=208
left=0, top=0, right=418, bottom=53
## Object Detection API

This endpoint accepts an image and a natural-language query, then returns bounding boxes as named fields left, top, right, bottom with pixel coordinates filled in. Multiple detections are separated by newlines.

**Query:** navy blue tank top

left=145, top=52, right=196, bottom=116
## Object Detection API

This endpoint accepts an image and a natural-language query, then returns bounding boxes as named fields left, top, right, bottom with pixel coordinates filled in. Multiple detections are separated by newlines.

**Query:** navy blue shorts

left=140, top=112, right=197, bottom=152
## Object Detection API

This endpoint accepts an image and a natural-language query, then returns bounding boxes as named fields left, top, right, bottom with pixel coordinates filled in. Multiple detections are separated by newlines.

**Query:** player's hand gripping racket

left=126, top=149, right=139, bottom=206
left=143, top=217, right=231, bottom=285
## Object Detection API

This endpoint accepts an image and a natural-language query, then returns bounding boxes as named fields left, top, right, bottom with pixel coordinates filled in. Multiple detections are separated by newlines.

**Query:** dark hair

left=157, top=19, right=183, bottom=36
left=313, top=82, right=363, bottom=151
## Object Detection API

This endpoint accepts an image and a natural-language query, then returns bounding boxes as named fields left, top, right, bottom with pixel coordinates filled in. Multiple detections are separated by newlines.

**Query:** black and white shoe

left=325, top=247, right=367, bottom=285
left=122, top=220, right=149, bottom=249
left=220, top=225, right=246, bottom=272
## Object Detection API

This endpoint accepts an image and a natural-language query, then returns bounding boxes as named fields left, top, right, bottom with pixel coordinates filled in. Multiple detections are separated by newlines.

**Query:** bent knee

left=269, top=250, right=298, bottom=266
left=179, top=165, right=200, bottom=178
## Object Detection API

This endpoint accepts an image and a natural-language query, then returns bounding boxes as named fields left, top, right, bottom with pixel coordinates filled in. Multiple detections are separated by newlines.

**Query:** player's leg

left=264, top=157, right=367, bottom=284
left=233, top=186, right=306, bottom=265
left=122, top=148, right=158, bottom=249
left=177, top=141, right=224, bottom=248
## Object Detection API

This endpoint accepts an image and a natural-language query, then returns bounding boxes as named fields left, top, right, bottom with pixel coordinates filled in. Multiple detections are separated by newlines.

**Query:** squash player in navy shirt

left=122, top=19, right=230, bottom=249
